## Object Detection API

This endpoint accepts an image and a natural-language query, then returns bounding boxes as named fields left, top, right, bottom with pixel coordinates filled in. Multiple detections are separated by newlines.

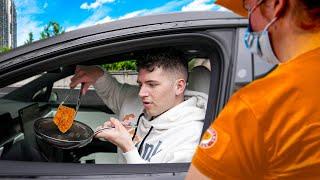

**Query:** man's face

left=137, top=67, right=178, bottom=117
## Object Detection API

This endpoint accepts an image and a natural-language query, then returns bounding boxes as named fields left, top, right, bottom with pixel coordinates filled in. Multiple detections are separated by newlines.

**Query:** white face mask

left=243, top=1, right=280, bottom=64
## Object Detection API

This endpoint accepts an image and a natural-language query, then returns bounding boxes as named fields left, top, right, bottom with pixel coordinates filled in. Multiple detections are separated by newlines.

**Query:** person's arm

left=95, top=118, right=149, bottom=163
left=70, top=65, right=119, bottom=114
left=70, top=65, right=138, bottom=116
left=70, top=65, right=104, bottom=94
left=122, top=148, right=148, bottom=164
left=185, top=164, right=210, bottom=180
left=93, top=66, right=138, bottom=115
left=186, top=94, right=264, bottom=179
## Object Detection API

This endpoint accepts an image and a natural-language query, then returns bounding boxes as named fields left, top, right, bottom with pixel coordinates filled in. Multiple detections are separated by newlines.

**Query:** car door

left=0, top=12, right=249, bottom=179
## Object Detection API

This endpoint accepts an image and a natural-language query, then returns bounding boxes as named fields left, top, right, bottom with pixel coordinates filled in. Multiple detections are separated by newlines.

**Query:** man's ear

left=175, top=79, right=186, bottom=96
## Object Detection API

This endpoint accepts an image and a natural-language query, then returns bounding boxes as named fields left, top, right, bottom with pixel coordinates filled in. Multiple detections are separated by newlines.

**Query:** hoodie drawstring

left=138, top=126, right=154, bottom=155
left=131, top=113, right=154, bottom=155
left=132, top=113, right=144, bottom=141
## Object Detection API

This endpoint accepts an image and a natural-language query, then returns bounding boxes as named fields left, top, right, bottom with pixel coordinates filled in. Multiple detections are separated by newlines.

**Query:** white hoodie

left=94, top=70, right=207, bottom=163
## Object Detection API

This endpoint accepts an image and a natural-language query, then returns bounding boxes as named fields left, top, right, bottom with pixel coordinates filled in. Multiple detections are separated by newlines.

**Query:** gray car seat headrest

left=187, top=66, right=211, bottom=95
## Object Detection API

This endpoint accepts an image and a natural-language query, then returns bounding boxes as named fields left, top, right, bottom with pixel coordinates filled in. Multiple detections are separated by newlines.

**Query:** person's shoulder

left=230, top=66, right=289, bottom=118
left=238, top=48, right=320, bottom=103
left=230, top=56, right=318, bottom=120
left=235, top=67, right=282, bottom=101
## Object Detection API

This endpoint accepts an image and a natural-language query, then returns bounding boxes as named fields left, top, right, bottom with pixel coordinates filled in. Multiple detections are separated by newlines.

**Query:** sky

left=14, top=0, right=229, bottom=46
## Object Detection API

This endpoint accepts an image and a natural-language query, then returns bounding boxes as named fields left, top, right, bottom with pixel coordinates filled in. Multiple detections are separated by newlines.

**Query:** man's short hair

left=136, top=47, right=188, bottom=81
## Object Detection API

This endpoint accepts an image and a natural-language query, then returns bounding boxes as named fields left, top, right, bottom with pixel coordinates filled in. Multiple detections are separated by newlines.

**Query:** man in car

left=70, top=48, right=208, bottom=163
left=186, top=0, right=320, bottom=179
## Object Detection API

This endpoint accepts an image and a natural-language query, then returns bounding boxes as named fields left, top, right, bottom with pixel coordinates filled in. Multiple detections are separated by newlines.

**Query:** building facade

left=0, top=0, right=17, bottom=48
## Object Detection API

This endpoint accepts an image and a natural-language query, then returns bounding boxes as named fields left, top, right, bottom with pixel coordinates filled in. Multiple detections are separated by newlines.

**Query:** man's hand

left=95, top=117, right=135, bottom=153
left=70, top=65, right=104, bottom=95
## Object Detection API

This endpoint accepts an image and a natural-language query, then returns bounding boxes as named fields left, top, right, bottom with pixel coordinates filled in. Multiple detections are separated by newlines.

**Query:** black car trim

left=0, top=160, right=189, bottom=177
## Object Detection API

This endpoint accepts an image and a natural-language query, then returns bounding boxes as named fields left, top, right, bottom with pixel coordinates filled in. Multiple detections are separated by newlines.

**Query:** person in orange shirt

left=186, top=0, right=320, bottom=179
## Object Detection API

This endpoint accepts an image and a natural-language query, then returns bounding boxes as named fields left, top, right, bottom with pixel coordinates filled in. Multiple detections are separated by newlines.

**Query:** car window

left=0, top=74, right=41, bottom=99
left=253, top=55, right=277, bottom=79
left=232, top=28, right=276, bottom=94
left=232, top=28, right=253, bottom=94
left=0, top=53, right=212, bottom=164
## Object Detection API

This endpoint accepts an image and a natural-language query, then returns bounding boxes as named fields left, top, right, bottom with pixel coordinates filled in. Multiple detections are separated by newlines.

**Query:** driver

left=70, top=47, right=208, bottom=163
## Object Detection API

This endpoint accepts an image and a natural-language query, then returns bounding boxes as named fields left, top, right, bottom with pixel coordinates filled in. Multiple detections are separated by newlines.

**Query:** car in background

left=0, top=11, right=275, bottom=179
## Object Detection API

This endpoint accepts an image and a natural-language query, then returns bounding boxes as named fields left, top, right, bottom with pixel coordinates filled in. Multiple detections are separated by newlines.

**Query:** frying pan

left=33, top=117, right=95, bottom=149
left=33, top=83, right=100, bottom=149
left=34, top=117, right=114, bottom=149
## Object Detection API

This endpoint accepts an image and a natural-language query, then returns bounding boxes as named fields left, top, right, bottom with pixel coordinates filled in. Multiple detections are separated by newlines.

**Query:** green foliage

left=188, top=59, right=198, bottom=70
left=24, top=32, right=34, bottom=45
left=23, top=21, right=64, bottom=45
left=0, top=36, right=11, bottom=53
left=40, top=21, right=65, bottom=40
left=0, top=46, right=11, bottom=53
left=102, top=60, right=137, bottom=71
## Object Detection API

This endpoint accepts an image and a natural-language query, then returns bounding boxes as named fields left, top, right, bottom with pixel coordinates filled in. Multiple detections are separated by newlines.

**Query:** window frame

left=0, top=31, right=232, bottom=177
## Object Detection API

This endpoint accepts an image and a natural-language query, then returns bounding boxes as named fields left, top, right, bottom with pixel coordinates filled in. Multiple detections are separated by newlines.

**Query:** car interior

left=0, top=44, right=217, bottom=164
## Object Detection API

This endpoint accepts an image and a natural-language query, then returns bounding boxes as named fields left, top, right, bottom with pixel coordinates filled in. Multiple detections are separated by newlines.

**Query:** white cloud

left=66, top=16, right=113, bottom=32
left=143, top=0, right=192, bottom=15
left=66, top=0, right=229, bottom=33
left=17, top=17, right=42, bottom=46
left=80, top=0, right=115, bottom=10
left=181, top=0, right=230, bottom=12
left=67, top=0, right=191, bottom=31
left=43, top=2, right=48, bottom=9
left=66, top=9, right=146, bottom=31
left=95, top=16, right=113, bottom=24
left=119, top=0, right=192, bottom=20
left=115, top=0, right=229, bottom=22
left=118, top=10, right=148, bottom=20
left=14, top=0, right=46, bottom=46
left=181, top=0, right=215, bottom=11
left=14, top=0, right=44, bottom=14
left=66, top=8, right=113, bottom=31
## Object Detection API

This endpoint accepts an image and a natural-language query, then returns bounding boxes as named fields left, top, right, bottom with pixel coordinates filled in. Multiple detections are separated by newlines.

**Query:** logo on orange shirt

left=199, top=127, right=217, bottom=148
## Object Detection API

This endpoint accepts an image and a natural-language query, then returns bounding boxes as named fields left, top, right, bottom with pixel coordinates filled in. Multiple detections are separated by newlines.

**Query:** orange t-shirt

left=192, top=47, right=320, bottom=179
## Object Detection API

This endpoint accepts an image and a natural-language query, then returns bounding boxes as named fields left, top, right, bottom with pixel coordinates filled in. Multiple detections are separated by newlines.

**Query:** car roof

left=0, top=11, right=246, bottom=61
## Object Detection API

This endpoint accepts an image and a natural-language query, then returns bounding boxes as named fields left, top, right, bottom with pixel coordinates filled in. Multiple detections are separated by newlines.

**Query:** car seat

left=187, top=65, right=211, bottom=95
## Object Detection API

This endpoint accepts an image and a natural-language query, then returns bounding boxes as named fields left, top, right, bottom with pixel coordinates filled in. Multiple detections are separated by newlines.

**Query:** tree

left=102, top=60, right=137, bottom=71
left=0, top=46, right=11, bottom=53
left=24, top=32, right=34, bottom=45
left=40, top=21, right=65, bottom=40
left=0, top=36, right=11, bottom=53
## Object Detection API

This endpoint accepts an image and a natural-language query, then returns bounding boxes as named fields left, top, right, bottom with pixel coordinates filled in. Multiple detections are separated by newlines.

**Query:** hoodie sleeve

left=164, top=121, right=204, bottom=163
left=169, top=150, right=196, bottom=163
left=122, top=148, right=148, bottom=164
left=93, top=67, right=138, bottom=115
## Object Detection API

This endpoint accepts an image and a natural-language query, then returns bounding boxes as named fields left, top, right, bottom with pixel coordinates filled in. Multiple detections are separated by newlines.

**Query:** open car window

left=0, top=46, right=215, bottom=164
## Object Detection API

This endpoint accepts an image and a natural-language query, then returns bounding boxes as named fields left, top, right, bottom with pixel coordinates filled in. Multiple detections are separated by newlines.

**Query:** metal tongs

left=74, top=83, right=84, bottom=117
left=58, top=83, right=84, bottom=118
